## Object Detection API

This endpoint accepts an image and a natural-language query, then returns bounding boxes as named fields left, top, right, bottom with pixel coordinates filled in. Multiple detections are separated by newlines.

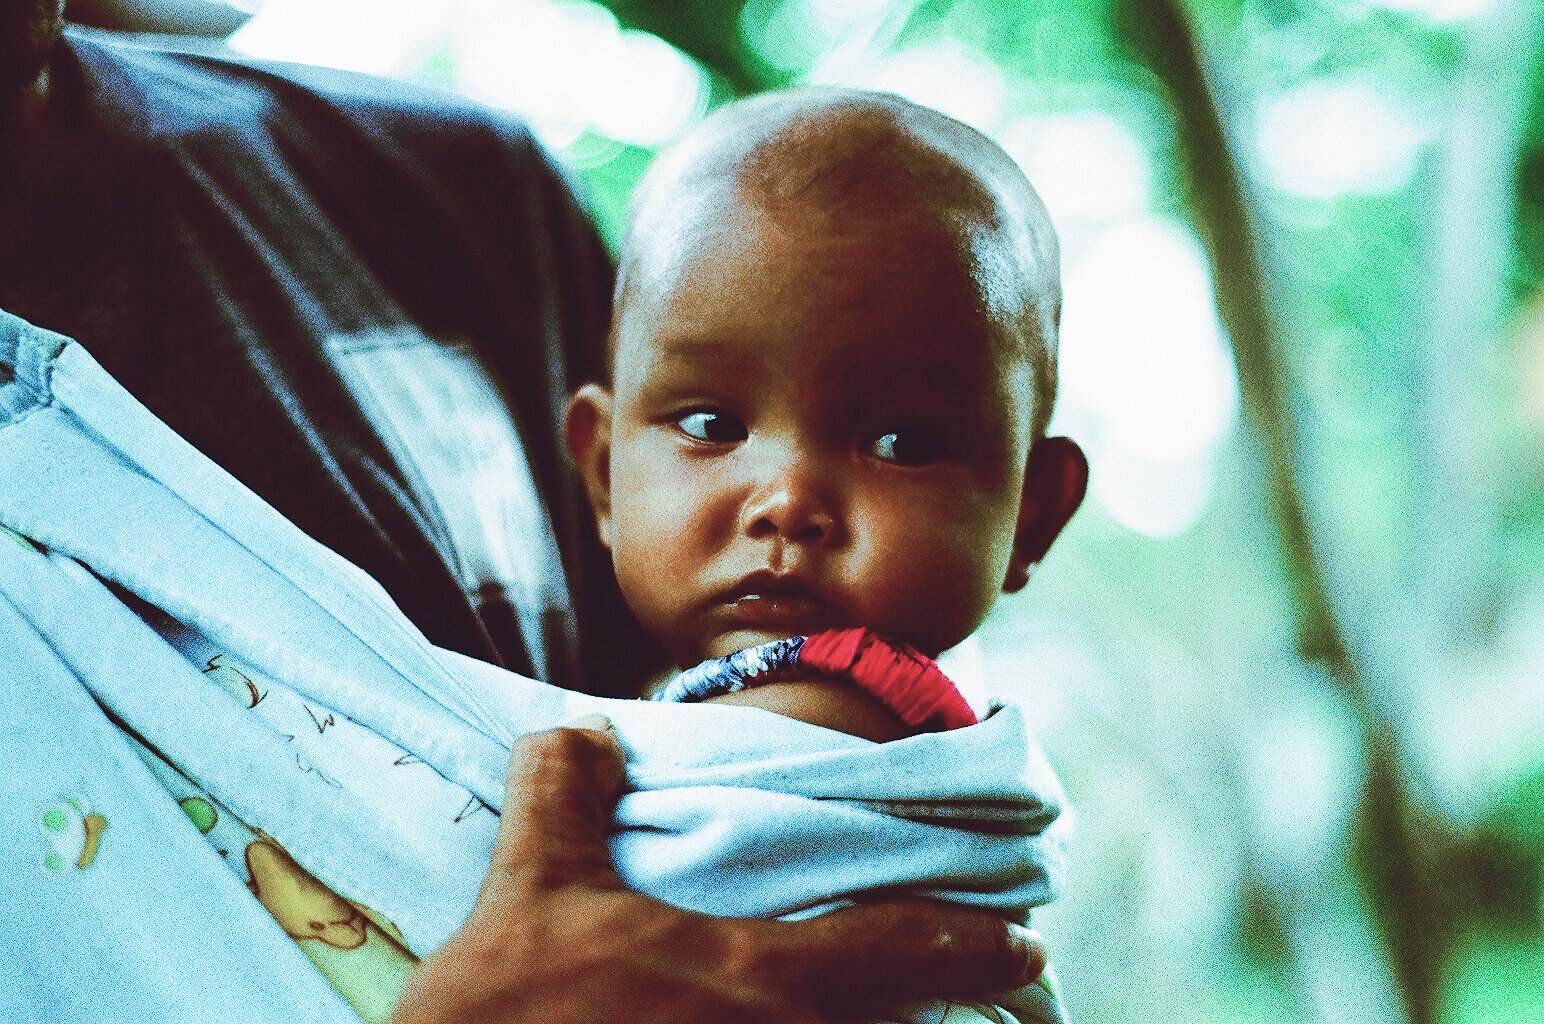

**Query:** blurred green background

left=83, top=0, right=1544, bottom=1019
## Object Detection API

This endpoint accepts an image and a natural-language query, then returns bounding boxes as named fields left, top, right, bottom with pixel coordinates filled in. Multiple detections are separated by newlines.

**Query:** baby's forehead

left=618, top=184, right=1049, bottom=372
left=618, top=210, right=1035, bottom=401
left=729, top=107, right=1000, bottom=222
left=614, top=88, right=1061, bottom=434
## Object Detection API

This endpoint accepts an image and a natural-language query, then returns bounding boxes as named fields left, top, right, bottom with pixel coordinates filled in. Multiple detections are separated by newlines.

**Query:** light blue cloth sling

left=0, top=311, right=1069, bottom=1023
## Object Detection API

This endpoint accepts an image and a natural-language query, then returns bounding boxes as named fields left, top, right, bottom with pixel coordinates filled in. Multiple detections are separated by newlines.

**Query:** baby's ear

left=1003, top=436, right=1087, bottom=593
left=564, top=384, right=616, bottom=549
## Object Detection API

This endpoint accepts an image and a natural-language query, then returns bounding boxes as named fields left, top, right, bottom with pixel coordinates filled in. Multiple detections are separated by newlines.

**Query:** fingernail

left=1007, top=924, right=1043, bottom=946
left=567, top=712, right=615, bottom=733
left=1007, top=923, right=1047, bottom=983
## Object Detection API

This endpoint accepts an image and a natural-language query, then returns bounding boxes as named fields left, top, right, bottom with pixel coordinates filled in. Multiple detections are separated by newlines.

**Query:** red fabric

left=798, top=628, right=978, bottom=732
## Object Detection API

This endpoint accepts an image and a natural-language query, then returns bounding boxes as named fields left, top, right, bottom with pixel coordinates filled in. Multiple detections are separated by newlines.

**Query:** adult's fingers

left=484, top=716, right=630, bottom=898
left=770, top=899, right=1046, bottom=1017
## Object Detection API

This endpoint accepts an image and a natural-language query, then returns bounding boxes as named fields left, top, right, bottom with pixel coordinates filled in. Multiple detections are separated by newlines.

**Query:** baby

left=0, top=86, right=1086, bottom=1024
left=565, top=87, right=1087, bottom=743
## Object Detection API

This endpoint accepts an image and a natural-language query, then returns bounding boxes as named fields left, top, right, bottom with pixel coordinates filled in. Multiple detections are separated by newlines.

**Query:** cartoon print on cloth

left=133, top=736, right=420, bottom=1023
left=204, top=654, right=266, bottom=708
left=246, top=836, right=367, bottom=950
left=911, top=980, right=1062, bottom=1024
left=152, top=619, right=504, bottom=845
left=179, top=796, right=218, bottom=835
left=152, top=626, right=493, bottom=841
left=938, top=1004, right=1008, bottom=1023
left=39, top=795, right=108, bottom=874
left=453, top=795, right=494, bottom=824
left=921, top=968, right=1062, bottom=1024
left=239, top=834, right=417, bottom=1022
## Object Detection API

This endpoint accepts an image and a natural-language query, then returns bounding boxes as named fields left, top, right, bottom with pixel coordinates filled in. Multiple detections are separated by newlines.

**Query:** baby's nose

left=740, top=452, right=840, bottom=546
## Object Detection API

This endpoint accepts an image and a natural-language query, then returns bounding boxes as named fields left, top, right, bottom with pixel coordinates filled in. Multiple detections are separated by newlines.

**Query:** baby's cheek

left=615, top=470, right=729, bottom=569
left=867, top=510, right=1011, bottom=652
left=614, top=439, right=729, bottom=529
left=608, top=454, right=733, bottom=656
left=611, top=519, right=687, bottom=618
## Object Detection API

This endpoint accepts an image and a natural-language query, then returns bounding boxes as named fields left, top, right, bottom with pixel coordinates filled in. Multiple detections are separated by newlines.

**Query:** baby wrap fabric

left=653, top=629, right=981, bottom=732
left=0, top=312, right=1070, bottom=1024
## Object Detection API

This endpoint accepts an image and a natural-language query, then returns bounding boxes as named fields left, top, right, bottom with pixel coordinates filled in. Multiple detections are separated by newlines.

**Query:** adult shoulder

left=59, top=28, right=555, bottom=183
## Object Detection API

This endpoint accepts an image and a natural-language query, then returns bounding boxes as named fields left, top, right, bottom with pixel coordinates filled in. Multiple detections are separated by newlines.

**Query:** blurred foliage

left=569, top=1, right=1543, bottom=1020
left=1469, top=769, right=1544, bottom=928
left=1519, top=147, right=1544, bottom=299
left=604, top=0, right=761, bottom=91
left=81, top=0, right=1544, bottom=1018
left=1444, top=768, right=1544, bottom=1021
left=1510, top=17, right=1544, bottom=298
left=1443, top=932, right=1544, bottom=1024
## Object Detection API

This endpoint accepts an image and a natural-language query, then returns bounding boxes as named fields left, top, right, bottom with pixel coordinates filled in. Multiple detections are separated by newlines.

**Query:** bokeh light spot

left=1254, top=80, right=1429, bottom=199
left=1000, top=111, right=1153, bottom=232
left=808, top=38, right=1006, bottom=133
left=1056, top=218, right=1239, bottom=537
left=235, top=0, right=708, bottom=155
left=1368, top=0, right=1497, bottom=22
left=229, top=0, right=443, bottom=75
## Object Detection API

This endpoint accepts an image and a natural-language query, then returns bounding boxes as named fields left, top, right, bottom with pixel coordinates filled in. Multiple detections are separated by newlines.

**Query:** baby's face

left=587, top=198, right=1039, bottom=666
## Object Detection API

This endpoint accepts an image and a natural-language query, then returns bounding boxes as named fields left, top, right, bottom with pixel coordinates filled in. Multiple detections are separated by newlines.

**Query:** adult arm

left=390, top=718, right=1045, bottom=1023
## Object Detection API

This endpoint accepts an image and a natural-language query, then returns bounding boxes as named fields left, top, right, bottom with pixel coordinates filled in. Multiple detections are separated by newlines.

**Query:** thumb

left=483, top=715, right=629, bottom=901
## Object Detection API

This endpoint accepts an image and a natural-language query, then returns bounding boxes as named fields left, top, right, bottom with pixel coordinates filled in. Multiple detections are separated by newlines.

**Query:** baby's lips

left=724, top=592, right=839, bottom=633
left=717, top=567, right=835, bottom=607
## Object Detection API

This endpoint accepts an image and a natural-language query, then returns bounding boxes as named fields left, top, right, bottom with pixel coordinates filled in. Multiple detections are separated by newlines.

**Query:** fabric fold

left=0, top=310, right=1069, bottom=1022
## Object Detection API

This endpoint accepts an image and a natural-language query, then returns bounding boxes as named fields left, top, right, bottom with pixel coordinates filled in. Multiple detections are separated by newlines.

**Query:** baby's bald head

left=614, top=88, right=1062, bottom=437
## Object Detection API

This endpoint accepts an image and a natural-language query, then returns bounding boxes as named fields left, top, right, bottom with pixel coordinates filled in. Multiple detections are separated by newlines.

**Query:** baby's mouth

left=718, top=573, right=839, bottom=632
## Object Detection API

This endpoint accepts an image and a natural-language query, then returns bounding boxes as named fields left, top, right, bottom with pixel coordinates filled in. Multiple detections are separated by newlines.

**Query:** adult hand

left=390, top=716, right=1045, bottom=1023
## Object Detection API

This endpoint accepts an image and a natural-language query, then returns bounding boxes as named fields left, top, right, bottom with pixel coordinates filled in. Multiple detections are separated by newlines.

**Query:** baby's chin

left=687, top=625, right=956, bottom=666
left=692, top=628, right=805, bottom=664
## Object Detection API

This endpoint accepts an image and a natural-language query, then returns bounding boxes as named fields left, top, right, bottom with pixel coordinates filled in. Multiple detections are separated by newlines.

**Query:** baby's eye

left=677, top=409, right=747, bottom=443
left=869, top=429, right=945, bottom=466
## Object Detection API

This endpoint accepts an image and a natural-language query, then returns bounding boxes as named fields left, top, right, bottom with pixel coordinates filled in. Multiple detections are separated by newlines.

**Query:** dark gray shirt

left=0, top=30, right=656, bottom=694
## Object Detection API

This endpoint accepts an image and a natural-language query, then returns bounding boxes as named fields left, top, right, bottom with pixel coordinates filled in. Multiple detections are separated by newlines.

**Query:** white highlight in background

left=453, top=0, right=708, bottom=150
left=809, top=37, right=1006, bottom=134
left=1368, top=0, right=1497, bottom=22
left=1000, top=110, right=1153, bottom=232
left=1056, top=218, right=1239, bottom=538
left=1255, top=80, right=1430, bottom=199
left=229, top=0, right=445, bottom=75
left=233, top=0, right=709, bottom=153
